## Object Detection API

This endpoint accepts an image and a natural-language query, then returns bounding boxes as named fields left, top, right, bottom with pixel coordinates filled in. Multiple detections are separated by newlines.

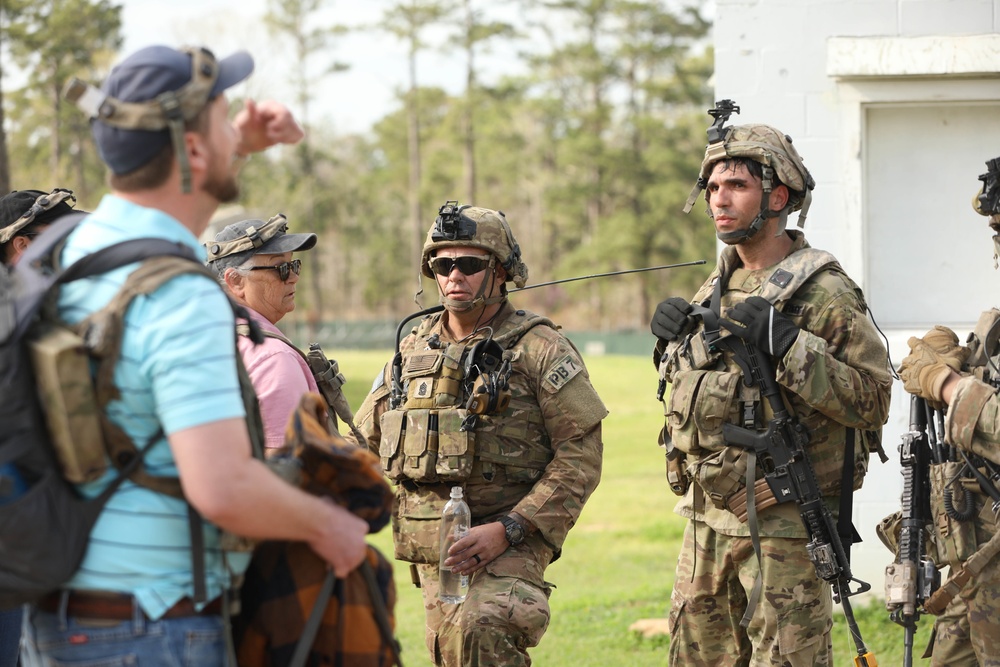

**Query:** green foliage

left=338, top=350, right=933, bottom=667
left=2, top=0, right=718, bottom=328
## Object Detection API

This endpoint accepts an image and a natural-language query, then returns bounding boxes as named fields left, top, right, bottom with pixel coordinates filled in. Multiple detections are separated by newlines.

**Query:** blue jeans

left=0, top=606, right=22, bottom=666
left=24, top=605, right=226, bottom=667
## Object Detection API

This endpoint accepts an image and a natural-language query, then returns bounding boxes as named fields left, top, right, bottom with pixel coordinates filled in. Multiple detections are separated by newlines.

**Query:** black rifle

left=885, top=395, right=939, bottom=667
left=718, top=334, right=877, bottom=667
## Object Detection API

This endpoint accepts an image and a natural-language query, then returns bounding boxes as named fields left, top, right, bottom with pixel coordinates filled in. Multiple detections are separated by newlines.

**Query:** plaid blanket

left=235, top=393, right=398, bottom=667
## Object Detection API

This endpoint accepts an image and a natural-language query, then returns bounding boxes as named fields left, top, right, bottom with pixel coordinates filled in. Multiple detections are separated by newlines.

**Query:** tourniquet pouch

left=434, top=408, right=474, bottom=482
left=666, top=369, right=742, bottom=455
left=393, top=486, right=449, bottom=564
left=930, top=461, right=979, bottom=566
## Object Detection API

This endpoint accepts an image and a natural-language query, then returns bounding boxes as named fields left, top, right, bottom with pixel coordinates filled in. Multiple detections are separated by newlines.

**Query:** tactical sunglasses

left=428, top=255, right=491, bottom=277
left=247, top=258, right=301, bottom=282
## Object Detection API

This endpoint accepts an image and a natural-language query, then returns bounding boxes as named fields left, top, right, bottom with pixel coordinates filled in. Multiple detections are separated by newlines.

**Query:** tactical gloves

left=720, top=296, right=800, bottom=360
left=651, top=297, right=695, bottom=343
left=898, top=325, right=970, bottom=407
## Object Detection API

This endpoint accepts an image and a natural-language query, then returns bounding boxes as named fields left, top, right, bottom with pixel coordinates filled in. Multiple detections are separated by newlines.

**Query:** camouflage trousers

left=415, top=561, right=551, bottom=667
left=667, top=520, right=832, bottom=667
left=928, top=594, right=977, bottom=667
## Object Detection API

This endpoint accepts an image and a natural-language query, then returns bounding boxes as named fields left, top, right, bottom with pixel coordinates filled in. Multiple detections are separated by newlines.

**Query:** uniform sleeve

left=511, top=332, right=607, bottom=550
left=946, top=376, right=1000, bottom=465
left=776, top=283, right=892, bottom=431
left=347, top=361, right=392, bottom=456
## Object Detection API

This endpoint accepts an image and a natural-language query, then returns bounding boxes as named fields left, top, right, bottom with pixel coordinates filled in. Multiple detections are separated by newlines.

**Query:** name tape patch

left=544, top=354, right=582, bottom=392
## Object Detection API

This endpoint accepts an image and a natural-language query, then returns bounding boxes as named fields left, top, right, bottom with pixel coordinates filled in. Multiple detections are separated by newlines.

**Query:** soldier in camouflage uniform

left=897, top=175, right=1000, bottom=667
left=348, top=202, right=606, bottom=667
left=650, top=110, right=891, bottom=666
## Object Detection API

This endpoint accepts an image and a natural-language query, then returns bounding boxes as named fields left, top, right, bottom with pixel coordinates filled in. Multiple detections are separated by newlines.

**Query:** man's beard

left=202, top=157, right=240, bottom=203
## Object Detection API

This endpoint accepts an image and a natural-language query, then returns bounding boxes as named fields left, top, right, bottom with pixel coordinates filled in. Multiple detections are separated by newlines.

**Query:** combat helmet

left=972, top=157, right=1000, bottom=267
left=420, top=201, right=528, bottom=312
left=683, top=99, right=816, bottom=243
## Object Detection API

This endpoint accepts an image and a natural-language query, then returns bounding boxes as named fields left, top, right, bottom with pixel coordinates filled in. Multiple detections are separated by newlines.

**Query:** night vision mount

left=706, top=99, right=740, bottom=145
left=977, top=157, right=1000, bottom=217
left=432, top=201, right=478, bottom=242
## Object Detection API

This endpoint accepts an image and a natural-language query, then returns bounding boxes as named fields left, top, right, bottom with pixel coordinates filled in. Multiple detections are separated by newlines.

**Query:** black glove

left=719, top=296, right=800, bottom=360
left=650, top=297, right=695, bottom=343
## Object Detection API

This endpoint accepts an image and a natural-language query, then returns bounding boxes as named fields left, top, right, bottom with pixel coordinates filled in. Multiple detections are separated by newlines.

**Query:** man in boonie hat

left=23, top=45, right=368, bottom=667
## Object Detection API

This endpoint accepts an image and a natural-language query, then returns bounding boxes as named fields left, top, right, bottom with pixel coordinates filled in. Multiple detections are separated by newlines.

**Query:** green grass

left=336, top=351, right=931, bottom=666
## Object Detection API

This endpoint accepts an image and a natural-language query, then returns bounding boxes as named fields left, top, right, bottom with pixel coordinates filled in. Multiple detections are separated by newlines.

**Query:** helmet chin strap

left=714, top=164, right=787, bottom=245
left=438, top=256, right=507, bottom=313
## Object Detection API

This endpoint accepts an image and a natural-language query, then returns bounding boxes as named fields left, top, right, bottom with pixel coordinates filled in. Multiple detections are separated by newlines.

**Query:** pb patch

left=544, top=354, right=582, bottom=392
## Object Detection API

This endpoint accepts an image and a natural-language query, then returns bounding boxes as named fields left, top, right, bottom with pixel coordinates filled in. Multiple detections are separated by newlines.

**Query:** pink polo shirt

left=237, top=307, right=319, bottom=449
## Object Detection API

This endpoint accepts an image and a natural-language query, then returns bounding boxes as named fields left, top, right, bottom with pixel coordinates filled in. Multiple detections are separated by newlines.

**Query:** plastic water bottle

left=439, top=486, right=471, bottom=604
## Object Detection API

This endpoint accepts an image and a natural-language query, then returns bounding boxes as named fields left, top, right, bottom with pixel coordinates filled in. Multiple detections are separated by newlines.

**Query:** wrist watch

left=498, top=514, right=526, bottom=546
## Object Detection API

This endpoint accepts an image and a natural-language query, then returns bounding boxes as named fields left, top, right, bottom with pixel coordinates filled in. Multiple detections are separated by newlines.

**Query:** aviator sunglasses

left=247, top=259, right=302, bottom=282
left=428, top=255, right=492, bottom=277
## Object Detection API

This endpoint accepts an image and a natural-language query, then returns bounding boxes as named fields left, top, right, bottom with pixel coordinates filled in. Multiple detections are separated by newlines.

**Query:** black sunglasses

left=428, top=255, right=491, bottom=277
left=247, top=259, right=302, bottom=282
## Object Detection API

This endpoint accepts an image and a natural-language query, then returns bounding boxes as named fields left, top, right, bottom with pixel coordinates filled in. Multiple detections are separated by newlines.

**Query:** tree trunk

left=462, top=0, right=476, bottom=202
left=0, top=79, right=10, bottom=194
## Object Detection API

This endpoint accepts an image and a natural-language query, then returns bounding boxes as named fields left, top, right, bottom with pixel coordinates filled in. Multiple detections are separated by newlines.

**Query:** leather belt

left=37, top=591, right=222, bottom=620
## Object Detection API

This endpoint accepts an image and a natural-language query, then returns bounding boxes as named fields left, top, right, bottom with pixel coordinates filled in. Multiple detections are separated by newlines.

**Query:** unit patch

left=769, top=268, right=794, bottom=288
left=543, top=354, right=583, bottom=392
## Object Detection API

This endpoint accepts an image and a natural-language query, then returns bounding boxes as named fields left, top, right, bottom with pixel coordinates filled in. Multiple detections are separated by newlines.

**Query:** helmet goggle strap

left=205, top=214, right=288, bottom=263
left=0, top=188, right=76, bottom=244
left=64, top=47, right=220, bottom=194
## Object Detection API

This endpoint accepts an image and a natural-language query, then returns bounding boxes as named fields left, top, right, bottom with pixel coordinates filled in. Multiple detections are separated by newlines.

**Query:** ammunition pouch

left=689, top=447, right=750, bottom=511
left=664, top=369, right=743, bottom=455
left=931, top=461, right=979, bottom=566
left=393, top=486, right=448, bottom=564
left=28, top=324, right=106, bottom=483
left=378, top=408, right=475, bottom=484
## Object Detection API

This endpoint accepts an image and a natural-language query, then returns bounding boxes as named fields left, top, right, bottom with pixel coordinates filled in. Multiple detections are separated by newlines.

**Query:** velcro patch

left=784, top=303, right=804, bottom=316
left=370, top=371, right=385, bottom=394
left=543, top=354, right=583, bottom=392
left=769, top=268, right=793, bottom=288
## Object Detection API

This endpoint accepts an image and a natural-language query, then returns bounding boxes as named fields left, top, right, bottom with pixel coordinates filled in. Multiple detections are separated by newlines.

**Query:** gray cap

left=206, top=214, right=317, bottom=273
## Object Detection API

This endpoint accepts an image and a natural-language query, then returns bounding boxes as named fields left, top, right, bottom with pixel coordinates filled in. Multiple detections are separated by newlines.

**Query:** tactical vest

left=657, top=245, right=873, bottom=508
left=378, top=308, right=556, bottom=486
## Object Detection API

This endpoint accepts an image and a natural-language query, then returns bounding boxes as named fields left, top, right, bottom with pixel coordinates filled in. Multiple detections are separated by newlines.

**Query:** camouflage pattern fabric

left=415, top=554, right=551, bottom=667
left=656, top=231, right=891, bottom=664
left=667, top=522, right=832, bottom=667
left=928, top=594, right=978, bottom=667
left=349, top=301, right=605, bottom=666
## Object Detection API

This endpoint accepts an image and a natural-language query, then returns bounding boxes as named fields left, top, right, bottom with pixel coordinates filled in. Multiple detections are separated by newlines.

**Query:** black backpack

left=0, top=213, right=204, bottom=610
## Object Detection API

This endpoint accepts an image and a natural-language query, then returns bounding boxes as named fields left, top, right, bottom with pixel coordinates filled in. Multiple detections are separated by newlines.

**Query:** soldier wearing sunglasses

left=349, top=202, right=607, bottom=667
left=207, top=215, right=321, bottom=451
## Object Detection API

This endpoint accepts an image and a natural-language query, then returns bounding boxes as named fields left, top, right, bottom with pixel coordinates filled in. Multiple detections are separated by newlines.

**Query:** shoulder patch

left=543, top=353, right=584, bottom=392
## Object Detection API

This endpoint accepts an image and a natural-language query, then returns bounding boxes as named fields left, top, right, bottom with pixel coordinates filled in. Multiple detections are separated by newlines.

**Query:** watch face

left=503, top=517, right=524, bottom=544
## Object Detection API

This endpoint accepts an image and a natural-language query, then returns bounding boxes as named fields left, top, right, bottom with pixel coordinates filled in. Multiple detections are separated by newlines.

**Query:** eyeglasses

left=428, top=255, right=491, bottom=277
left=247, top=259, right=302, bottom=282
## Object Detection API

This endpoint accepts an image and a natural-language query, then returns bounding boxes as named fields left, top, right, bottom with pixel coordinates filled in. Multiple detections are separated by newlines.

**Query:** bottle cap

left=450, top=486, right=463, bottom=499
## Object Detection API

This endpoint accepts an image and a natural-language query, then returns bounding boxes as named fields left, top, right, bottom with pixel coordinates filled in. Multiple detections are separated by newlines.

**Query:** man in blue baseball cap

left=21, top=46, right=368, bottom=667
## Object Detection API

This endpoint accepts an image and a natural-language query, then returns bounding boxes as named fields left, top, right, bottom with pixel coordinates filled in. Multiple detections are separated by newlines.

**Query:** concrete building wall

left=711, top=0, right=1000, bottom=604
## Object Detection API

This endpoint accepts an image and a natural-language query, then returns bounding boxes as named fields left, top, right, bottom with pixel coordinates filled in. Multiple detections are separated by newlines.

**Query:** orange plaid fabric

left=235, top=393, right=398, bottom=666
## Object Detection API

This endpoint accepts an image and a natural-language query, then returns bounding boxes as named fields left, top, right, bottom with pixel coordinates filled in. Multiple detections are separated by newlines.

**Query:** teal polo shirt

left=58, top=194, right=249, bottom=620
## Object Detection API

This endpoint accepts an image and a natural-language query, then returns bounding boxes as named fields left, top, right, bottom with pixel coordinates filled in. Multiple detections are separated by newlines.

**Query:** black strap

left=838, top=428, right=859, bottom=562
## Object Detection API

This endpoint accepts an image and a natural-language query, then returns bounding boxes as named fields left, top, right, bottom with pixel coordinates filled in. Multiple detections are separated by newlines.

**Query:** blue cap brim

left=211, top=50, right=254, bottom=98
